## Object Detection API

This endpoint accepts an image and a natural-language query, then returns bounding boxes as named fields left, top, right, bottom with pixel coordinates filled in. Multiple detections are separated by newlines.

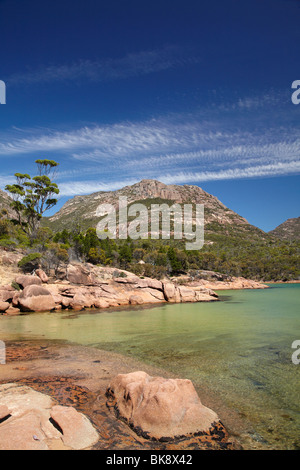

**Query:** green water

left=0, top=283, right=299, bottom=449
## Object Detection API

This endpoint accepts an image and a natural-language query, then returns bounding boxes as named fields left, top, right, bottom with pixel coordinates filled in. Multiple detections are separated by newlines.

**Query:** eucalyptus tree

left=5, top=159, right=59, bottom=243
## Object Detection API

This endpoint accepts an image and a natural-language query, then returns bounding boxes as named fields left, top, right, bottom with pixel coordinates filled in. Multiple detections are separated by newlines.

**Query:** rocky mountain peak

left=45, top=179, right=256, bottom=233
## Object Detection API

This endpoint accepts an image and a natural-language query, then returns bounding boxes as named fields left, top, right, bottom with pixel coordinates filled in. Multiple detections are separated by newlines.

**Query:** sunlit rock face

left=106, top=371, right=226, bottom=442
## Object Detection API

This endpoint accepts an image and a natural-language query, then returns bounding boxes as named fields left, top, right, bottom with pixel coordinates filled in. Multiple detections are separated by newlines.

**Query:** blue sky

left=0, top=0, right=299, bottom=232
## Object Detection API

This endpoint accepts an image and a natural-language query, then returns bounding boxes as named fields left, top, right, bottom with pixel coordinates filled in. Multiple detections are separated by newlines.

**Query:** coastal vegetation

left=0, top=161, right=299, bottom=282
left=1, top=216, right=299, bottom=281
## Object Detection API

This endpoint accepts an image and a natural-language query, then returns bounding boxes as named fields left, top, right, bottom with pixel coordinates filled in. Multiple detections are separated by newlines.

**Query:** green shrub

left=18, top=253, right=42, bottom=272
left=0, top=239, right=17, bottom=248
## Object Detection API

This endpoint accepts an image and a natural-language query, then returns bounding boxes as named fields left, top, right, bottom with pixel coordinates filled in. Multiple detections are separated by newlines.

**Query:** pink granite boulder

left=18, top=285, right=55, bottom=312
left=106, top=371, right=220, bottom=440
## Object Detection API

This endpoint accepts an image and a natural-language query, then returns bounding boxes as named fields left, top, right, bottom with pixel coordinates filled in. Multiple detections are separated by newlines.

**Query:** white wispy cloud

left=57, top=160, right=300, bottom=196
left=1, top=102, right=299, bottom=197
left=7, top=45, right=199, bottom=86
left=124, top=139, right=300, bottom=170
left=234, top=90, right=287, bottom=110
left=0, top=118, right=235, bottom=157
left=159, top=160, right=300, bottom=184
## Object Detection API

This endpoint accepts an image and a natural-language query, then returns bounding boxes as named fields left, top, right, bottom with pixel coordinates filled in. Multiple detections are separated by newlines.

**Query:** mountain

left=269, top=217, right=300, bottom=241
left=45, top=179, right=265, bottom=239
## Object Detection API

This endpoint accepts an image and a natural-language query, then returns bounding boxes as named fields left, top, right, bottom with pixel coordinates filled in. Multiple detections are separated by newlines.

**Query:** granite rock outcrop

left=0, top=262, right=218, bottom=314
left=106, top=371, right=226, bottom=441
left=0, top=383, right=99, bottom=450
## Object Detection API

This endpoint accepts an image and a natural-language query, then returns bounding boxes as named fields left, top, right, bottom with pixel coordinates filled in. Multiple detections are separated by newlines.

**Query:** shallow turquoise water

left=0, top=283, right=299, bottom=449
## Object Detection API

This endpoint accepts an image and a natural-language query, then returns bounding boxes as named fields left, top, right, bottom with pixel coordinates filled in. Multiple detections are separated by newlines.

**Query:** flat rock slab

left=0, top=412, right=50, bottom=450
left=50, top=405, right=100, bottom=450
left=0, top=383, right=99, bottom=450
left=0, top=404, right=10, bottom=420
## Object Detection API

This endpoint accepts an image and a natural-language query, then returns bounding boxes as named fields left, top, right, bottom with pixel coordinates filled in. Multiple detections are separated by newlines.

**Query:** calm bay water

left=0, top=283, right=299, bottom=449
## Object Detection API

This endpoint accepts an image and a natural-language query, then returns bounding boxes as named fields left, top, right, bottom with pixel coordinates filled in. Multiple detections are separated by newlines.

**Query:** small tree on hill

left=5, top=159, right=59, bottom=243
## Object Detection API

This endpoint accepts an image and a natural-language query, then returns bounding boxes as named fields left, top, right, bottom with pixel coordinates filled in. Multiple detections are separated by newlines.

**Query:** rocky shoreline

left=170, top=270, right=269, bottom=290
left=186, top=277, right=269, bottom=290
left=0, top=262, right=219, bottom=315
left=0, top=248, right=268, bottom=315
